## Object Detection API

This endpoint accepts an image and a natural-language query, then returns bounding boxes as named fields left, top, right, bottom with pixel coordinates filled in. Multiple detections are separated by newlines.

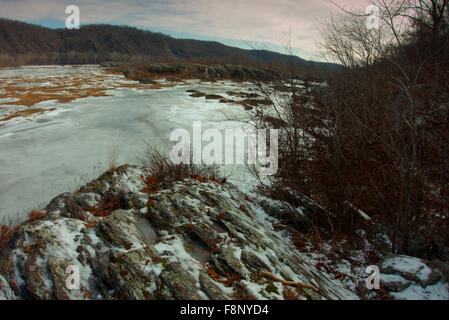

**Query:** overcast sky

left=0, top=0, right=371, bottom=60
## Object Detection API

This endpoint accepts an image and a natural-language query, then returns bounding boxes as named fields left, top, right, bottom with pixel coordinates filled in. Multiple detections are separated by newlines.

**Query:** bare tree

left=255, top=0, right=449, bottom=252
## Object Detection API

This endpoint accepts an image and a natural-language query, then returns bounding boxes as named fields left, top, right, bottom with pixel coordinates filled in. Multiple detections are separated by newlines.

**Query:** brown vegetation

left=256, top=0, right=449, bottom=256
left=0, top=67, right=173, bottom=124
left=0, top=108, right=56, bottom=121
left=140, top=144, right=221, bottom=189
left=0, top=225, right=13, bottom=249
left=260, top=271, right=319, bottom=292
left=27, top=210, right=46, bottom=222
left=87, top=191, right=129, bottom=217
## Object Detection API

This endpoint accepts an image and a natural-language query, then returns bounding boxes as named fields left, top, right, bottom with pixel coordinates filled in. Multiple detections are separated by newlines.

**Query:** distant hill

left=0, top=18, right=337, bottom=72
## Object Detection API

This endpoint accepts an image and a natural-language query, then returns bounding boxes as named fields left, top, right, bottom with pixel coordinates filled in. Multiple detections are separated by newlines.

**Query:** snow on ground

left=293, top=232, right=449, bottom=300
left=0, top=65, right=261, bottom=222
left=390, top=281, right=449, bottom=300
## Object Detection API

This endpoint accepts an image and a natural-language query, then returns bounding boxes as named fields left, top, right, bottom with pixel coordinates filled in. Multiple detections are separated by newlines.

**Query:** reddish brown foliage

left=235, top=293, right=258, bottom=300
left=119, top=269, right=129, bottom=277
left=207, top=266, right=222, bottom=282
left=87, top=191, right=128, bottom=217
left=28, top=210, right=46, bottom=222
left=23, top=244, right=34, bottom=254
left=206, top=265, right=241, bottom=288
left=0, top=225, right=14, bottom=249
left=282, top=286, right=301, bottom=300
left=83, top=221, right=98, bottom=228
left=223, top=273, right=241, bottom=287
left=239, top=204, right=250, bottom=217
left=151, top=256, right=167, bottom=264
left=140, top=174, right=159, bottom=194
left=190, top=175, right=207, bottom=183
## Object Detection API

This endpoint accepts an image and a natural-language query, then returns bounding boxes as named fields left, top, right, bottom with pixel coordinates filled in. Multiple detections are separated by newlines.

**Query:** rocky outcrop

left=0, top=165, right=357, bottom=300
left=115, top=63, right=282, bottom=83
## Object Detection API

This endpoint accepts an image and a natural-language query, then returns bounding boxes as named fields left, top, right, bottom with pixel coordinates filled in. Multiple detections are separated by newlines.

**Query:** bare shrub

left=139, top=143, right=222, bottom=188
left=253, top=0, right=449, bottom=253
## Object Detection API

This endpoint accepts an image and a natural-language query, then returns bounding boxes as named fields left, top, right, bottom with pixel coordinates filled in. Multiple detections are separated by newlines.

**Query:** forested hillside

left=0, top=18, right=333, bottom=72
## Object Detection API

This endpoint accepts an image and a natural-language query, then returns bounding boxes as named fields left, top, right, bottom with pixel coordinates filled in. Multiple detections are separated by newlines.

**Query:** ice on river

left=0, top=65, right=261, bottom=222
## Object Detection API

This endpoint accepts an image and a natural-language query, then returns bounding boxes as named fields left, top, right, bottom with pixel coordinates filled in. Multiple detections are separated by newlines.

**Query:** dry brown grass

left=0, top=66, right=199, bottom=126
left=27, top=210, right=46, bottom=222
left=0, top=107, right=56, bottom=121
left=0, top=67, right=178, bottom=124
left=0, top=87, right=111, bottom=107
left=0, top=69, right=178, bottom=110
left=140, top=144, right=221, bottom=188
left=147, top=83, right=177, bottom=90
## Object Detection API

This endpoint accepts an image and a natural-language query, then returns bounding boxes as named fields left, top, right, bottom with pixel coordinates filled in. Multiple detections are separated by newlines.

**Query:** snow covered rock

left=380, top=255, right=449, bottom=300
left=380, top=255, right=440, bottom=286
left=0, top=165, right=357, bottom=300
left=380, top=274, right=413, bottom=292
left=0, top=275, right=16, bottom=300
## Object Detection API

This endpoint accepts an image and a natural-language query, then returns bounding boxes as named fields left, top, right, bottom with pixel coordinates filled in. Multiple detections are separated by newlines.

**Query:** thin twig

left=260, top=271, right=319, bottom=292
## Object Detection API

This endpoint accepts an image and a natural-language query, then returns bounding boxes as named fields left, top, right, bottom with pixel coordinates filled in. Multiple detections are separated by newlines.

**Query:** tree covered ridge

left=0, top=18, right=335, bottom=71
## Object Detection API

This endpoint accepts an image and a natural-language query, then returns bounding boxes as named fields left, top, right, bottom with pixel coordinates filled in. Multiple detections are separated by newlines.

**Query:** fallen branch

left=261, top=271, right=319, bottom=292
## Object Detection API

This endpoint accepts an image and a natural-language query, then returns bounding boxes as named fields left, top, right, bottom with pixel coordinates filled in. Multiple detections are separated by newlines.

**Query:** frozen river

left=0, top=65, right=258, bottom=222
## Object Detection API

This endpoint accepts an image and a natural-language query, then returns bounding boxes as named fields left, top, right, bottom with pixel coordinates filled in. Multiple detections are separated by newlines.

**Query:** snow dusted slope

left=0, top=165, right=357, bottom=300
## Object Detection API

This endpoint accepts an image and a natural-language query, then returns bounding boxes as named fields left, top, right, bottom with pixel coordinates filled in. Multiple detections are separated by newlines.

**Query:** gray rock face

left=0, top=275, right=14, bottom=300
left=0, top=165, right=357, bottom=300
